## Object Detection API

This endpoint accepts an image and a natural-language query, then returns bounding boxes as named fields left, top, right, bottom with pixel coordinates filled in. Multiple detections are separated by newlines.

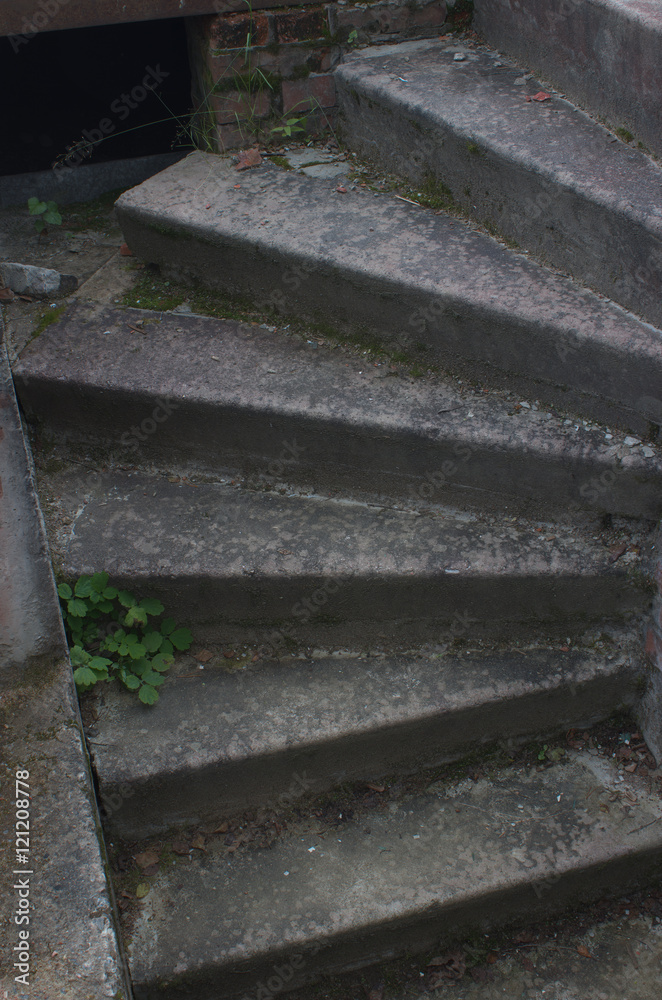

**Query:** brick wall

left=187, top=1, right=451, bottom=151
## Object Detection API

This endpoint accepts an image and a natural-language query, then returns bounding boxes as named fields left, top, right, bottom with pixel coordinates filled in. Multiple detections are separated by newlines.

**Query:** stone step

left=14, top=301, right=662, bottom=521
left=95, top=645, right=641, bottom=841
left=124, top=750, right=662, bottom=1000
left=334, top=38, right=662, bottom=328
left=114, top=153, right=662, bottom=437
left=473, top=0, right=662, bottom=160
left=58, top=470, right=650, bottom=647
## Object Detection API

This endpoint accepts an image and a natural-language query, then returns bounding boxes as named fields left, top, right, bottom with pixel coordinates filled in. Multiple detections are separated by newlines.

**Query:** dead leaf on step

left=366, top=783, right=385, bottom=793
left=120, top=243, right=133, bottom=256
left=211, top=822, right=229, bottom=835
left=134, top=850, right=159, bottom=870
left=235, top=148, right=262, bottom=170
left=171, top=840, right=190, bottom=856
left=428, top=951, right=466, bottom=983
left=135, top=883, right=150, bottom=899
left=223, top=650, right=236, bottom=659
left=190, top=834, right=207, bottom=852
left=196, top=649, right=213, bottom=663
left=577, top=945, right=593, bottom=959
left=0, top=287, right=15, bottom=302
left=609, top=542, right=628, bottom=563
left=336, top=185, right=347, bottom=194
left=526, top=91, right=551, bottom=102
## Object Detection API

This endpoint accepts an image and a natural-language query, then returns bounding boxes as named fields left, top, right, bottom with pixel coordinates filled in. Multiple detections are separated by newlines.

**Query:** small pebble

left=624, top=436, right=641, bottom=446
left=453, top=53, right=466, bottom=62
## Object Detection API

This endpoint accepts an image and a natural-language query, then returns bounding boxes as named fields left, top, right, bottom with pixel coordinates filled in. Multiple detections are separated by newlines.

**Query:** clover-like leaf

left=150, top=652, right=174, bottom=672
left=74, top=576, right=93, bottom=598
left=118, top=590, right=137, bottom=608
left=73, top=665, right=98, bottom=689
left=142, top=630, right=163, bottom=653
left=160, top=617, right=176, bottom=636
left=140, top=597, right=165, bottom=616
left=57, top=582, right=73, bottom=599
left=139, top=684, right=159, bottom=705
left=170, top=627, right=193, bottom=651
left=125, top=605, right=147, bottom=627
left=123, top=673, right=141, bottom=690
left=67, top=598, right=88, bottom=617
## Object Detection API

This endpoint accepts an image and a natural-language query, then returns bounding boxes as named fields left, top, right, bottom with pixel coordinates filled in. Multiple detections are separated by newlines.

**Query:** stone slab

left=115, top=152, right=662, bottom=435
left=59, top=470, right=650, bottom=646
left=14, top=301, right=662, bottom=520
left=0, top=335, right=128, bottom=998
left=1, top=260, right=77, bottom=298
left=473, top=0, right=662, bottom=159
left=94, top=647, right=641, bottom=839
left=127, top=752, right=662, bottom=999
left=335, top=39, right=662, bottom=327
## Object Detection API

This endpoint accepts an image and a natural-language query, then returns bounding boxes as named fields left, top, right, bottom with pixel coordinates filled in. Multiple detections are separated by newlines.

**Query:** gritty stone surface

left=0, top=261, right=78, bottom=297
left=126, top=752, right=662, bottom=1000
left=335, top=39, right=662, bottom=327
left=94, top=646, right=642, bottom=839
left=55, top=469, right=650, bottom=647
left=115, top=152, right=662, bottom=435
left=0, top=335, right=127, bottom=998
left=13, top=301, right=662, bottom=520
left=473, top=0, right=662, bottom=159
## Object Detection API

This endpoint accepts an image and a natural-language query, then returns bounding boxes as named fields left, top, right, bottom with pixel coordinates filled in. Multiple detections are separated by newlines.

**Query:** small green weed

left=270, top=114, right=307, bottom=138
left=58, top=572, right=192, bottom=705
left=27, top=197, right=62, bottom=234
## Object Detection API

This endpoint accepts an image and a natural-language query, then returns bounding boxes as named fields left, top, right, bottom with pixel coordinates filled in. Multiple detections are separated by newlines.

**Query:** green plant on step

left=270, top=114, right=308, bottom=138
left=57, top=572, right=192, bottom=704
left=27, top=197, right=62, bottom=234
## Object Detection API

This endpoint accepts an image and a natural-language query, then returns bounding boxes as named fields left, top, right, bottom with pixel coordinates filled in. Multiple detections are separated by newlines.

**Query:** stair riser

left=473, top=0, right=662, bottom=159
left=116, top=211, right=662, bottom=438
left=60, top=564, right=649, bottom=648
left=100, top=661, right=641, bottom=840
left=336, top=85, right=662, bottom=329
left=130, top=846, right=662, bottom=1000
left=18, top=378, right=662, bottom=521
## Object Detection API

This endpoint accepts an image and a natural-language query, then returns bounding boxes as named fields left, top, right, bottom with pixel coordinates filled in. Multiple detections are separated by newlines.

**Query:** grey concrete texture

left=127, top=752, right=662, bottom=1000
left=0, top=337, right=128, bottom=998
left=0, top=153, right=185, bottom=209
left=94, top=647, right=642, bottom=840
left=335, top=39, right=662, bottom=328
left=14, top=301, right=662, bottom=520
left=1, top=260, right=78, bottom=297
left=60, top=471, right=650, bottom=646
left=114, top=153, right=662, bottom=435
left=473, top=0, right=662, bottom=160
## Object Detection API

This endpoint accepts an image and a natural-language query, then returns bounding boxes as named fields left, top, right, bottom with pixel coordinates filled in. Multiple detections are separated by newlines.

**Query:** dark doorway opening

left=1, top=18, right=192, bottom=177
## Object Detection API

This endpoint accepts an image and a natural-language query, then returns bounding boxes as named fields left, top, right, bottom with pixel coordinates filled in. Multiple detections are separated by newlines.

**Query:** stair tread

left=335, top=38, right=662, bottom=326
left=94, top=646, right=640, bottom=838
left=337, top=39, right=662, bottom=232
left=15, top=301, right=662, bottom=519
left=126, top=751, right=662, bottom=998
left=114, top=153, right=662, bottom=432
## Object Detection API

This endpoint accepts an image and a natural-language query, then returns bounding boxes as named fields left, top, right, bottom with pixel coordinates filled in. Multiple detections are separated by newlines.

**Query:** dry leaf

left=526, top=91, right=552, bottom=102
left=427, top=951, right=466, bottom=982
left=235, top=148, right=262, bottom=170
left=197, top=649, right=213, bottom=663
left=577, top=944, right=592, bottom=958
left=191, top=834, right=207, bottom=851
left=171, top=840, right=190, bottom=856
left=120, top=243, right=133, bottom=256
left=212, top=822, right=229, bottom=835
left=336, top=185, right=348, bottom=194
left=366, top=783, right=385, bottom=793
left=0, top=287, right=15, bottom=302
left=135, top=883, right=150, bottom=898
left=135, top=850, right=159, bottom=869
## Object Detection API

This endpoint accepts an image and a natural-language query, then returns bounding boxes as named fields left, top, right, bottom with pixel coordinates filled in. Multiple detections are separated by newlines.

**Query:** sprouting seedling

left=27, top=197, right=62, bottom=234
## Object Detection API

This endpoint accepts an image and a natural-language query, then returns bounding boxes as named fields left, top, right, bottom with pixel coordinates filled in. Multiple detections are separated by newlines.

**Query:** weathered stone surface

left=0, top=336, right=127, bottom=999
left=94, top=646, right=642, bottom=839
left=127, top=752, right=662, bottom=1000
left=0, top=261, right=78, bottom=298
left=473, top=0, right=662, bottom=159
left=114, top=153, right=662, bottom=435
left=14, top=302, right=662, bottom=520
left=335, top=39, right=662, bottom=327
left=58, top=470, right=649, bottom=647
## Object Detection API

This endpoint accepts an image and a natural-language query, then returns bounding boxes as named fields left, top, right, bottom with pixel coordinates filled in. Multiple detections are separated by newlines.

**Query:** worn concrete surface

left=126, top=752, right=662, bottom=1000
left=57, top=470, right=650, bottom=646
left=336, top=38, right=662, bottom=327
left=94, top=646, right=642, bottom=839
left=473, top=0, right=662, bottom=160
left=0, top=335, right=128, bottom=997
left=14, top=301, right=662, bottom=520
left=115, top=153, right=662, bottom=435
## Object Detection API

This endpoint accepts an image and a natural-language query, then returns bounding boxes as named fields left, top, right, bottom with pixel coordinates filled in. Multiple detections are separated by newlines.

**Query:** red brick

left=212, top=89, right=272, bottom=125
left=273, top=6, right=327, bottom=42
left=216, top=122, right=250, bottom=152
left=281, top=74, right=336, bottom=113
left=331, top=0, right=447, bottom=42
left=210, top=11, right=271, bottom=49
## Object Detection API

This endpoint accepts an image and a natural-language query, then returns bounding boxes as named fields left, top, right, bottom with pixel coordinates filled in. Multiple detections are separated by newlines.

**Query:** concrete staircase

left=11, top=3, right=662, bottom=997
